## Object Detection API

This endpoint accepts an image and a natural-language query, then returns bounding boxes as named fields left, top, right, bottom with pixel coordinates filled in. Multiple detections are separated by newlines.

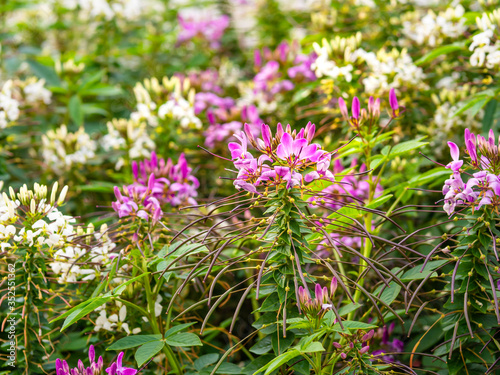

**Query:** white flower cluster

left=351, top=48, right=426, bottom=95
left=23, top=78, right=52, bottom=104
left=158, top=95, right=202, bottom=129
left=95, top=301, right=141, bottom=335
left=132, top=78, right=202, bottom=129
left=101, top=118, right=155, bottom=169
left=0, top=182, right=71, bottom=251
left=311, top=34, right=362, bottom=82
left=469, top=10, right=500, bottom=68
left=402, top=5, right=466, bottom=47
left=0, top=81, right=20, bottom=129
left=50, top=224, right=116, bottom=283
left=93, top=294, right=163, bottom=334
left=42, top=125, right=97, bottom=174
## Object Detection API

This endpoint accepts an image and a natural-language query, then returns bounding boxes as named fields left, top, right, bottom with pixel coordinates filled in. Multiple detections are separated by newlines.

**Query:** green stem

left=142, top=258, right=182, bottom=375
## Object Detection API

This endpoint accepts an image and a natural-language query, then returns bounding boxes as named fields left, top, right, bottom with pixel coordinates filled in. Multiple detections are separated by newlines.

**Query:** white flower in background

left=42, top=125, right=97, bottom=174
left=401, top=5, right=466, bottom=47
left=351, top=48, right=426, bottom=94
left=50, top=223, right=117, bottom=283
left=155, top=294, right=163, bottom=317
left=0, top=80, right=20, bottom=129
left=101, top=118, right=155, bottom=169
left=158, top=95, right=202, bottom=129
left=311, top=44, right=354, bottom=81
left=469, top=11, right=500, bottom=68
left=23, top=78, right=52, bottom=104
left=95, top=300, right=141, bottom=334
left=1, top=182, right=74, bottom=251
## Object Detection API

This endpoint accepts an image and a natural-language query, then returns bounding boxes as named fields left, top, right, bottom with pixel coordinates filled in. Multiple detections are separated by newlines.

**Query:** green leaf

left=213, top=363, right=243, bottom=374
left=272, top=331, right=295, bottom=355
left=366, top=194, right=392, bottom=209
left=482, top=99, right=498, bottom=133
left=167, top=242, right=209, bottom=259
left=256, top=349, right=301, bottom=375
left=165, top=332, right=203, bottom=347
left=415, top=43, right=465, bottom=66
left=332, top=320, right=378, bottom=332
left=107, top=334, right=162, bottom=351
left=135, top=340, right=165, bottom=367
left=194, top=354, right=219, bottom=371
left=112, top=273, right=149, bottom=296
left=250, top=336, right=273, bottom=355
left=68, top=95, right=83, bottom=126
left=61, top=297, right=109, bottom=331
left=376, top=281, right=401, bottom=306
left=79, top=85, right=122, bottom=96
left=452, top=92, right=495, bottom=118
left=387, top=140, right=428, bottom=158
left=27, top=59, right=61, bottom=86
left=337, top=303, right=362, bottom=317
left=301, top=342, right=325, bottom=353
left=164, top=322, right=197, bottom=338
left=401, top=260, right=448, bottom=281
left=81, top=104, right=108, bottom=116
left=77, top=70, right=106, bottom=92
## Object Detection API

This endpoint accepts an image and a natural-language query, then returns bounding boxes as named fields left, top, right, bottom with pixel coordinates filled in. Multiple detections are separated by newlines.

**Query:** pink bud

left=330, top=277, right=338, bottom=298
left=362, top=329, right=374, bottom=342
left=89, top=345, right=95, bottom=362
left=340, top=352, right=347, bottom=359
left=352, top=97, right=360, bottom=119
left=358, top=346, right=370, bottom=355
left=254, top=49, right=262, bottom=67
left=332, top=342, right=342, bottom=349
left=338, top=97, right=348, bottom=120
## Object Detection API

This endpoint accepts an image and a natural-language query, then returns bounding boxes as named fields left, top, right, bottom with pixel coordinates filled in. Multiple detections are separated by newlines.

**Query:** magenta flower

left=55, top=345, right=136, bottom=375
left=389, top=88, right=399, bottom=118
left=445, top=142, right=463, bottom=172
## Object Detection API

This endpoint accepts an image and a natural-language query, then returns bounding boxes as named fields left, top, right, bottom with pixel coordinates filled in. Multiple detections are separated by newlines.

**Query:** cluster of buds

left=442, top=128, right=500, bottom=215
left=297, top=278, right=337, bottom=318
left=55, top=345, right=137, bottom=375
left=229, top=122, right=334, bottom=193
left=332, top=329, right=375, bottom=360
left=338, top=88, right=401, bottom=133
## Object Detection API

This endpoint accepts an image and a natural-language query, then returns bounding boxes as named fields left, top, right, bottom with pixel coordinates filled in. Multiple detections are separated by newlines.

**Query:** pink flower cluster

left=112, top=152, right=199, bottom=220
left=442, top=129, right=500, bottom=215
left=252, top=41, right=316, bottom=105
left=55, top=345, right=136, bottom=375
left=177, top=14, right=230, bottom=49
left=228, top=122, right=334, bottom=193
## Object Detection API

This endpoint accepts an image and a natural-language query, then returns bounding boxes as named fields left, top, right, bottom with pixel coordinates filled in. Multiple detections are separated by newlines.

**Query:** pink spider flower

left=55, top=345, right=137, bottom=375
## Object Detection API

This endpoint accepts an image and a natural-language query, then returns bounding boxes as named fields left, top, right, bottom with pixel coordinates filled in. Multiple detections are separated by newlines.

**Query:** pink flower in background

left=113, top=152, right=199, bottom=221
left=177, top=14, right=230, bottom=49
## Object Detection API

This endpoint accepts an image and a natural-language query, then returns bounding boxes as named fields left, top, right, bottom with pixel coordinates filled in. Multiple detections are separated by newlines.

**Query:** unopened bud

left=358, top=346, right=370, bottom=355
